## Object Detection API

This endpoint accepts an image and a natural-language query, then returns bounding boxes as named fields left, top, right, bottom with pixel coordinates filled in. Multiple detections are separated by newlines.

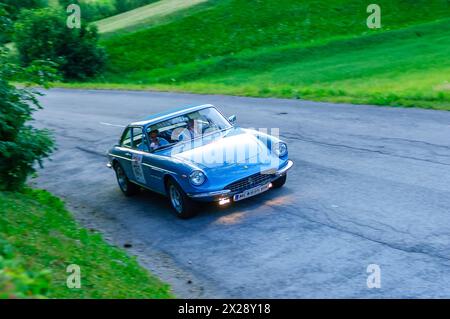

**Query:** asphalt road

left=33, top=88, right=450, bottom=298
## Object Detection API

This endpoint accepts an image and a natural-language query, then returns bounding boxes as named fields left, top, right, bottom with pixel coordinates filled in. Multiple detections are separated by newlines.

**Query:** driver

left=179, top=119, right=201, bottom=141
left=148, top=129, right=169, bottom=151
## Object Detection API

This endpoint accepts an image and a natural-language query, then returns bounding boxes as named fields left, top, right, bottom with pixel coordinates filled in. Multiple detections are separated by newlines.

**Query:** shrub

left=0, top=23, right=57, bottom=190
left=0, top=5, right=12, bottom=43
left=0, top=0, right=48, bottom=43
left=14, top=7, right=107, bottom=80
left=0, top=0, right=48, bottom=19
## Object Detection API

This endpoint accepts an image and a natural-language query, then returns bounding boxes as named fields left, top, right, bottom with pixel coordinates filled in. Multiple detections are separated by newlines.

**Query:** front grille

left=225, top=173, right=274, bottom=193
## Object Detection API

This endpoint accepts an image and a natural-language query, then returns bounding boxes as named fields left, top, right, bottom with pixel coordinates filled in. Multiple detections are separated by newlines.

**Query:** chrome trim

left=188, top=189, right=231, bottom=199
left=109, top=153, right=131, bottom=161
left=109, top=153, right=177, bottom=175
left=141, top=162, right=177, bottom=175
left=276, top=160, right=293, bottom=176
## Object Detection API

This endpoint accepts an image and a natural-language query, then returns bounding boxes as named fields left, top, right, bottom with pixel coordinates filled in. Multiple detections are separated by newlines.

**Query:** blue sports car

left=107, top=104, right=293, bottom=218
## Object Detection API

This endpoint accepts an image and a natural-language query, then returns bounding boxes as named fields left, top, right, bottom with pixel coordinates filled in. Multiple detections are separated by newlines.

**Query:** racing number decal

left=131, top=153, right=146, bottom=184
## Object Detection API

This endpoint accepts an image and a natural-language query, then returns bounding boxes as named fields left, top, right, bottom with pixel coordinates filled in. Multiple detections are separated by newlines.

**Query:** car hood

left=156, top=127, right=286, bottom=188
left=171, top=127, right=267, bottom=162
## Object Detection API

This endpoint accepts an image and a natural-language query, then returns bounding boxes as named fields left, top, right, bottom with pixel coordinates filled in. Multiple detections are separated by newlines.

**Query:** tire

left=166, top=178, right=197, bottom=219
left=114, top=162, right=139, bottom=196
left=272, top=174, right=287, bottom=189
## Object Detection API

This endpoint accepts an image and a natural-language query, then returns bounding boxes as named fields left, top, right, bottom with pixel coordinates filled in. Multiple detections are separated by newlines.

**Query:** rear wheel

left=167, top=178, right=197, bottom=219
left=272, top=174, right=287, bottom=188
left=114, top=163, right=139, bottom=196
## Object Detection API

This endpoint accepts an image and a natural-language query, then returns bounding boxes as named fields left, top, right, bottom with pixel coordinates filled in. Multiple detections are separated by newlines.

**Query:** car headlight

left=274, top=142, right=288, bottom=157
left=189, top=170, right=206, bottom=186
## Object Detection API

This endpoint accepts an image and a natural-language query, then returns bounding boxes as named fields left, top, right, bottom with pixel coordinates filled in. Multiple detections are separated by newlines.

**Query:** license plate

left=233, top=183, right=271, bottom=202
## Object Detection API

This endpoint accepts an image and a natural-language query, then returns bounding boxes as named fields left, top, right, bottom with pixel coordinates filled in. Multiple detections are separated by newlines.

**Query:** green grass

left=101, top=0, right=450, bottom=72
left=95, top=0, right=215, bottom=36
left=0, top=189, right=173, bottom=298
left=56, top=0, right=160, bottom=22
left=61, top=0, right=450, bottom=110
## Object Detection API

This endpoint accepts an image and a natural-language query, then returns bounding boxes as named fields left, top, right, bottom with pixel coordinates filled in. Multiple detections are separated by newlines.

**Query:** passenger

left=148, top=129, right=169, bottom=151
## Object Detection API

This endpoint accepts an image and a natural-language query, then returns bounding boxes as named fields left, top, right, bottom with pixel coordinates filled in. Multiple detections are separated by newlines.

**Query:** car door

left=134, top=127, right=166, bottom=193
left=117, top=126, right=168, bottom=192
left=116, top=126, right=135, bottom=179
left=126, top=126, right=149, bottom=186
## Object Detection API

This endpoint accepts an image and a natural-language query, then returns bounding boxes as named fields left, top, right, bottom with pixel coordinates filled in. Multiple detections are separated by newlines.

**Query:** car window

left=131, top=127, right=147, bottom=151
left=146, top=107, right=231, bottom=148
left=120, top=127, right=132, bottom=148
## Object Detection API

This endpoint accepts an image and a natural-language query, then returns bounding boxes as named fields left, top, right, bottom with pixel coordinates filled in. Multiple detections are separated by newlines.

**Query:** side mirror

left=228, top=115, right=237, bottom=125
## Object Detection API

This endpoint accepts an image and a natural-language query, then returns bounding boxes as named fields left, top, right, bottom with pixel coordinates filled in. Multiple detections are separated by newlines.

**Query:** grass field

left=95, top=0, right=214, bottom=35
left=0, top=189, right=173, bottom=298
left=57, top=0, right=450, bottom=110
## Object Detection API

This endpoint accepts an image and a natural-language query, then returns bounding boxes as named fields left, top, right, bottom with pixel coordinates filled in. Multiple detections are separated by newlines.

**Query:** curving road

left=33, top=88, right=450, bottom=298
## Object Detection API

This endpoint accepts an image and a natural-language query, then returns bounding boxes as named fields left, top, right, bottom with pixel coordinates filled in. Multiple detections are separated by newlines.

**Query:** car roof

left=130, top=104, right=215, bottom=127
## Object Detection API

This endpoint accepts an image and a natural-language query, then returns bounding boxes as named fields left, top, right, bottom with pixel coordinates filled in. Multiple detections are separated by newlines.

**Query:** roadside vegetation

left=0, top=189, right=173, bottom=298
left=90, top=18, right=449, bottom=110
left=0, top=0, right=48, bottom=43
left=64, top=0, right=449, bottom=110
left=4, top=0, right=449, bottom=110
left=0, top=8, right=172, bottom=298
left=14, top=7, right=106, bottom=80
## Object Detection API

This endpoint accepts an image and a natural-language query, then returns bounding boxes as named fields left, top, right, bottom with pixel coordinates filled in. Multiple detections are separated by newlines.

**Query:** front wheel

left=114, top=163, right=139, bottom=196
left=272, top=174, right=287, bottom=188
left=167, top=179, right=197, bottom=219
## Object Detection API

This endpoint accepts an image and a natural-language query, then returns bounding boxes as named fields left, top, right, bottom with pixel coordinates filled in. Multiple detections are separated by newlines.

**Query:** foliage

left=14, top=7, right=107, bottom=80
left=0, top=0, right=48, bottom=43
left=0, top=189, right=173, bottom=298
left=0, top=0, right=48, bottom=19
left=0, top=39, right=58, bottom=190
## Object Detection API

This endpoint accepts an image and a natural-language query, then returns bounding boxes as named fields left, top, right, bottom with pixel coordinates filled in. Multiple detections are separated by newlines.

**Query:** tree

left=14, top=7, right=106, bottom=80
left=0, top=0, right=47, bottom=43
left=0, top=12, right=57, bottom=191
left=0, top=0, right=48, bottom=19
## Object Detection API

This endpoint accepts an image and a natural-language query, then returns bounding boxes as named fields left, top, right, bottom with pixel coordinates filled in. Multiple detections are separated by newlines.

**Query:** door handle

left=125, top=152, right=132, bottom=156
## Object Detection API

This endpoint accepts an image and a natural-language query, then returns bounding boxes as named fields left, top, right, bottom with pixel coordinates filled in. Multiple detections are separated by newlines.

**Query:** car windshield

left=145, top=107, right=232, bottom=151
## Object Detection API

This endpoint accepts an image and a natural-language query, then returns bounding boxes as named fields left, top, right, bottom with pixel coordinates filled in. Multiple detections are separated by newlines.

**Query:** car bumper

left=187, top=160, right=294, bottom=201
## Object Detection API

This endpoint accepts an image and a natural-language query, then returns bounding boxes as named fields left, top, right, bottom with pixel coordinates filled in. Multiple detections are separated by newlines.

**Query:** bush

left=0, top=5, right=13, bottom=43
left=0, top=0, right=48, bottom=43
left=0, top=0, right=48, bottom=19
left=0, top=19, right=57, bottom=191
left=14, top=8, right=106, bottom=80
